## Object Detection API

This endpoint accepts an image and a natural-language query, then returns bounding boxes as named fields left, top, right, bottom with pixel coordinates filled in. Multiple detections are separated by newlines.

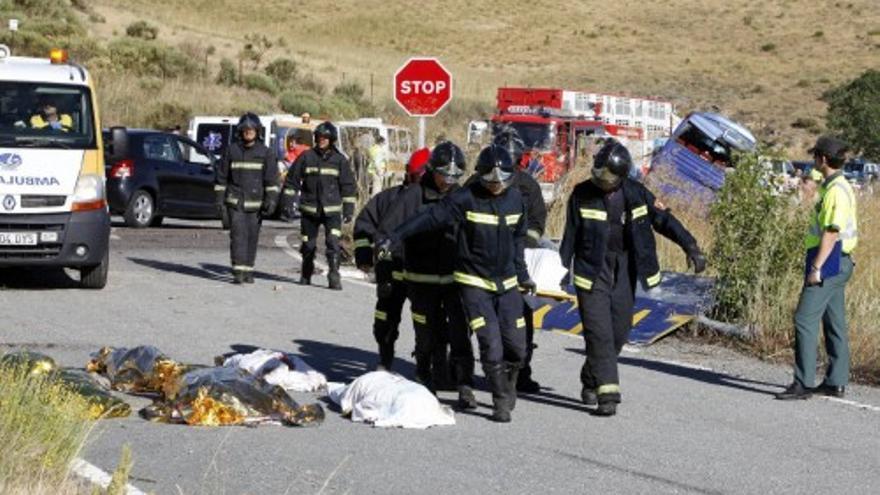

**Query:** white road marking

left=821, top=396, right=880, bottom=412
left=70, top=457, right=147, bottom=495
left=273, top=234, right=373, bottom=288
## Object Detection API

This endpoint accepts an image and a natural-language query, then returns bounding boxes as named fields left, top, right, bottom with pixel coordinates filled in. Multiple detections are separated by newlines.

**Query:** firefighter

left=281, top=122, right=357, bottom=290
left=214, top=113, right=279, bottom=284
left=559, top=140, right=706, bottom=416
left=354, top=148, right=431, bottom=370
left=381, top=144, right=536, bottom=423
left=491, top=130, right=547, bottom=393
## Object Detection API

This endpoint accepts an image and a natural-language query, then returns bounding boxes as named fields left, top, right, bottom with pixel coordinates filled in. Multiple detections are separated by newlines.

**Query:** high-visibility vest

left=30, top=114, right=73, bottom=131
left=805, top=172, right=858, bottom=254
left=367, top=144, right=386, bottom=174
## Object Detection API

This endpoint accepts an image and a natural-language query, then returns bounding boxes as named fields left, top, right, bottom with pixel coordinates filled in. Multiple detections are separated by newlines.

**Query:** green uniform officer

left=777, top=136, right=858, bottom=400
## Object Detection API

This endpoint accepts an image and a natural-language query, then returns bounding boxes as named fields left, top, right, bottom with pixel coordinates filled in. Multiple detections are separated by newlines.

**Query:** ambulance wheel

left=124, top=190, right=155, bottom=228
left=80, top=250, right=109, bottom=290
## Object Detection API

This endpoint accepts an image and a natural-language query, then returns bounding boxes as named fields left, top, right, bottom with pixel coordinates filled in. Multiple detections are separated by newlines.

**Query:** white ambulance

left=0, top=45, right=124, bottom=288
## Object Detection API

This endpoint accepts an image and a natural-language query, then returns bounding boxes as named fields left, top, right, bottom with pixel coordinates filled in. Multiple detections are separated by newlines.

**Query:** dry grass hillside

left=86, top=0, right=880, bottom=153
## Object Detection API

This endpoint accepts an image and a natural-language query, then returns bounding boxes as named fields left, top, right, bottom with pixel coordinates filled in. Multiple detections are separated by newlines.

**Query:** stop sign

left=394, top=58, right=453, bottom=117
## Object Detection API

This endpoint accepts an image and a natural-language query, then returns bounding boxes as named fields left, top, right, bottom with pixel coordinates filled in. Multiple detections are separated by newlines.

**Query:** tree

left=823, top=69, right=880, bottom=160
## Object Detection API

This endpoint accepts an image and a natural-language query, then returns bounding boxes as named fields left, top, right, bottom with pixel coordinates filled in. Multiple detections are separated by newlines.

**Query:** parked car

left=844, top=158, right=879, bottom=188
left=103, top=129, right=229, bottom=228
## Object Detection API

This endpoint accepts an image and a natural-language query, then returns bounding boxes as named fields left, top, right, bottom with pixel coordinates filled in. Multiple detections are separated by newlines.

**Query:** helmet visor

left=480, top=166, right=513, bottom=184
left=433, top=162, right=465, bottom=179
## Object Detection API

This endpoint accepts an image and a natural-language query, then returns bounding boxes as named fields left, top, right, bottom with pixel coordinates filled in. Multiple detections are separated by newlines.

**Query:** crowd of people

left=213, top=112, right=858, bottom=421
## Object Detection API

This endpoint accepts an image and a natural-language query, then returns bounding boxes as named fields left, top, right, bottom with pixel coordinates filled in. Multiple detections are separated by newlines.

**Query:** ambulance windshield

left=0, top=82, right=96, bottom=149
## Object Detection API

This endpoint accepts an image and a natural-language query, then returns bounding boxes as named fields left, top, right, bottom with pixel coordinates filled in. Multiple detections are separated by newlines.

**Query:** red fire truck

left=488, top=88, right=677, bottom=196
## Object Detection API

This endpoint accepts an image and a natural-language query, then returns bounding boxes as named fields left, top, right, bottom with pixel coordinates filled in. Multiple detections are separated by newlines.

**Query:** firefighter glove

left=686, top=246, right=707, bottom=274
left=261, top=198, right=277, bottom=216
left=520, top=278, right=537, bottom=295
left=375, top=238, right=394, bottom=262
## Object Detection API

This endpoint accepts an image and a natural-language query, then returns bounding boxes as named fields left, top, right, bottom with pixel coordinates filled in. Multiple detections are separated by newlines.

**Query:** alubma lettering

left=0, top=175, right=61, bottom=186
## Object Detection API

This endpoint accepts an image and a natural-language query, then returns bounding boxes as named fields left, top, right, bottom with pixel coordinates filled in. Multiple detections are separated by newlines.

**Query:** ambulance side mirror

left=109, top=126, right=129, bottom=162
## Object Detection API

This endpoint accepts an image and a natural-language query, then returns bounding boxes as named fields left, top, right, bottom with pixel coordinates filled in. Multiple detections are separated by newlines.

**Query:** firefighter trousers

left=228, top=208, right=261, bottom=272
left=408, top=283, right=473, bottom=386
left=300, top=212, right=341, bottom=261
left=373, top=278, right=408, bottom=361
left=459, top=285, right=526, bottom=367
left=519, top=302, right=537, bottom=380
left=575, top=251, right=636, bottom=402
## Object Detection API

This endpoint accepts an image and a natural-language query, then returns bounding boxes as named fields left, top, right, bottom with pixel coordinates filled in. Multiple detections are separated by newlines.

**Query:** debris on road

left=328, top=371, right=455, bottom=429
left=220, top=348, right=328, bottom=392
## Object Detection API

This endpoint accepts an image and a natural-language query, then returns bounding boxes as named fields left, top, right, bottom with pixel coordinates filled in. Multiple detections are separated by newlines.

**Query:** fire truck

left=486, top=87, right=677, bottom=199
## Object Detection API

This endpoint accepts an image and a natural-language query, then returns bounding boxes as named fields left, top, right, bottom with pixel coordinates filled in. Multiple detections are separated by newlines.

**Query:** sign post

left=394, top=58, right=453, bottom=148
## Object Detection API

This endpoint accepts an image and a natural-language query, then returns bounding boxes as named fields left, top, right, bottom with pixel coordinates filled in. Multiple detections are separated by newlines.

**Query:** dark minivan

left=103, top=129, right=228, bottom=228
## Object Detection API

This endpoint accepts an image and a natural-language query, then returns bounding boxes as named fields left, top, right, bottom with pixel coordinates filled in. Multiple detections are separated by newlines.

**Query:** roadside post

left=394, top=58, right=452, bottom=148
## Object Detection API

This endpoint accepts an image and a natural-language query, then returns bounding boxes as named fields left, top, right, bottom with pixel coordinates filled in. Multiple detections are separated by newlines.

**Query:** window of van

left=388, top=129, right=400, bottom=154
left=0, top=82, right=96, bottom=149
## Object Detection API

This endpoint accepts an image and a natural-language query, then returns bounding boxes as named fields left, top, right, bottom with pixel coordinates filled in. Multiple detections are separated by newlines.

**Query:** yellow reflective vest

left=805, top=172, right=858, bottom=254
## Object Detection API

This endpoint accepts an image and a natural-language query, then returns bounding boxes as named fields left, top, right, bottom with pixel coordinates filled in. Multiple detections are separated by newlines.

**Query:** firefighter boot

left=327, top=255, right=342, bottom=291
left=581, top=386, right=598, bottom=406
left=414, top=352, right=434, bottom=393
left=432, top=347, right=454, bottom=392
left=243, top=271, right=255, bottom=284
left=484, top=362, right=512, bottom=423
left=505, top=362, right=521, bottom=411
left=593, top=387, right=621, bottom=417
left=516, top=364, right=541, bottom=394
left=232, top=269, right=245, bottom=285
left=376, top=342, right=394, bottom=371
left=299, top=255, right=314, bottom=285
left=452, top=358, right=477, bottom=410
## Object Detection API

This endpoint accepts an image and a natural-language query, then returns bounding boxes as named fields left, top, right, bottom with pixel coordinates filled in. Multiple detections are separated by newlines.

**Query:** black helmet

left=314, top=121, right=338, bottom=144
left=592, top=139, right=632, bottom=190
left=428, top=141, right=466, bottom=184
left=236, top=112, right=263, bottom=140
left=492, top=128, right=526, bottom=167
left=476, top=144, right=515, bottom=191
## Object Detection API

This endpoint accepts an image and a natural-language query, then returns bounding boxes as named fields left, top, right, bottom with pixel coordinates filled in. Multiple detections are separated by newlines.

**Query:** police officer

left=215, top=112, right=279, bottom=284
left=491, top=130, right=547, bottom=393
left=559, top=140, right=705, bottom=416
left=354, top=148, right=431, bottom=370
left=384, top=144, right=536, bottom=423
left=281, top=122, right=357, bottom=290
left=776, top=136, right=857, bottom=400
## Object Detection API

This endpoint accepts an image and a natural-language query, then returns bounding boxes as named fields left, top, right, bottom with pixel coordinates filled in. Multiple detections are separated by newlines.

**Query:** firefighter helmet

left=592, top=139, right=632, bottom=190
left=313, top=121, right=338, bottom=144
left=476, top=144, right=515, bottom=192
left=236, top=112, right=262, bottom=141
left=407, top=147, right=431, bottom=183
left=428, top=141, right=466, bottom=184
left=492, top=128, right=526, bottom=168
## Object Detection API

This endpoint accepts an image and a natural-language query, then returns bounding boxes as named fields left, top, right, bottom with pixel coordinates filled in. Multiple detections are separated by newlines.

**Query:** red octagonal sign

left=394, top=57, right=453, bottom=117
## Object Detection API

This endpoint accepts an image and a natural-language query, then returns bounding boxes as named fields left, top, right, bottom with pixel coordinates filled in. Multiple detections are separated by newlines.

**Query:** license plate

left=0, top=232, right=38, bottom=246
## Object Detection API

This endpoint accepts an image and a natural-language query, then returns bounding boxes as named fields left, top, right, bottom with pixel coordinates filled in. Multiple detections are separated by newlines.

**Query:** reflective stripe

left=282, top=189, right=297, bottom=196
left=527, top=229, right=541, bottom=241
left=224, top=198, right=237, bottom=205
left=305, top=167, right=339, bottom=176
left=354, top=238, right=372, bottom=248
left=264, top=186, right=280, bottom=192
left=466, top=211, right=499, bottom=225
left=573, top=274, right=593, bottom=290
left=301, top=235, right=309, bottom=242
left=405, top=272, right=455, bottom=285
left=516, top=317, right=526, bottom=329
left=646, top=272, right=661, bottom=287
left=300, top=204, right=318, bottom=213
left=505, top=214, right=521, bottom=225
left=412, top=312, right=427, bottom=325
left=597, top=384, right=620, bottom=395
left=391, top=271, right=405, bottom=281
left=631, top=205, right=648, bottom=220
left=231, top=161, right=263, bottom=170
left=214, top=185, right=226, bottom=191
left=374, top=310, right=387, bottom=321
left=580, top=208, right=607, bottom=221
left=453, top=272, right=517, bottom=292
left=324, top=205, right=343, bottom=213
left=470, top=317, right=486, bottom=330
left=330, top=229, right=341, bottom=237
left=343, top=196, right=357, bottom=204
left=232, top=264, right=254, bottom=271
left=243, top=200, right=262, bottom=208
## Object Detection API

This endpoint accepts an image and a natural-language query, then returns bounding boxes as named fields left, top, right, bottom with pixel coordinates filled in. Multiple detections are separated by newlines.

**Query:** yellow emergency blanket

left=87, top=346, right=193, bottom=398
left=141, top=366, right=324, bottom=427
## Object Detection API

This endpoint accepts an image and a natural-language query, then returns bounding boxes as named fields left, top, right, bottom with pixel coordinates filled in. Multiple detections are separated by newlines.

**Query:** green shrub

left=823, top=69, right=880, bottom=160
left=125, top=20, right=159, bottom=40
left=295, top=72, right=327, bottom=95
left=143, top=102, right=192, bottom=130
left=107, top=38, right=201, bottom=78
left=333, top=81, right=365, bottom=102
left=243, top=73, right=280, bottom=95
left=709, top=151, right=807, bottom=325
left=217, top=57, right=238, bottom=86
left=760, top=43, right=777, bottom=52
left=320, top=95, right=361, bottom=119
left=279, top=90, right=322, bottom=116
left=264, top=57, right=298, bottom=86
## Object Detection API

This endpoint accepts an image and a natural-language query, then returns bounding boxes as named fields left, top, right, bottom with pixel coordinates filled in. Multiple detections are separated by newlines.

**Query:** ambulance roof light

left=49, top=48, right=68, bottom=64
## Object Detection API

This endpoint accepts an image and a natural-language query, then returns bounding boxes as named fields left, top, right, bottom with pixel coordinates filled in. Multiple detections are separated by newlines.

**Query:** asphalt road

left=2, top=218, right=879, bottom=494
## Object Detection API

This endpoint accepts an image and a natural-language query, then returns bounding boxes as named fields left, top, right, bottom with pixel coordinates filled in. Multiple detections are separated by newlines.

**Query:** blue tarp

left=526, top=272, right=715, bottom=345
